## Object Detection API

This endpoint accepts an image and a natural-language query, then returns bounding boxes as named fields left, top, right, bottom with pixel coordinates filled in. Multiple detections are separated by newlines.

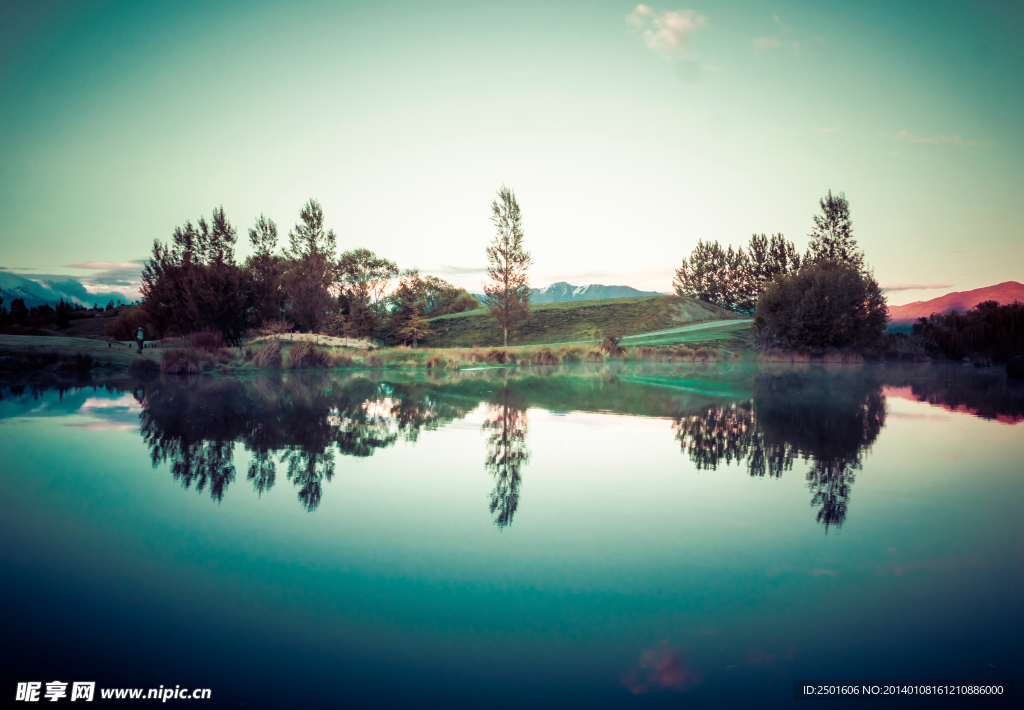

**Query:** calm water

left=1, top=363, right=1021, bottom=708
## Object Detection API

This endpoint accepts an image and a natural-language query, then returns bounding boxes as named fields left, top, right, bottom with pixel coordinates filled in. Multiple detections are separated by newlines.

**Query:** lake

left=1, top=363, right=1021, bottom=707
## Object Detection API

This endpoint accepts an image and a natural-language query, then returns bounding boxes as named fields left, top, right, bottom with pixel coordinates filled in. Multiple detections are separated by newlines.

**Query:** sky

left=1, top=0, right=1022, bottom=305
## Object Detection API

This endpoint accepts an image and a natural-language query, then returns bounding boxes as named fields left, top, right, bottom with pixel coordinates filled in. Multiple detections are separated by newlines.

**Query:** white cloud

left=754, top=14, right=800, bottom=55
left=880, top=283, right=953, bottom=292
left=815, top=127, right=841, bottom=134
left=627, top=5, right=707, bottom=55
left=887, top=129, right=988, bottom=147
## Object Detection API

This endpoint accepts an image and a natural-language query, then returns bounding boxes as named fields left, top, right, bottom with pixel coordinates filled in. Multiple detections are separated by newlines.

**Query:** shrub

left=243, top=348, right=254, bottom=362
left=425, top=355, right=447, bottom=369
left=558, top=347, right=583, bottom=363
left=161, top=348, right=213, bottom=374
left=286, top=341, right=331, bottom=369
left=252, top=340, right=283, bottom=369
left=755, top=260, right=887, bottom=353
left=330, top=352, right=354, bottom=368
left=190, top=331, right=224, bottom=351
left=104, top=306, right=150, bottom=341
left=672, top=348, right=695, bottom=361
left=486, top=349, right=510, bottom=364
left=601, top=336, right=624, bottom=357
left=584, top=350, right=605, bottom=363
left=531, top=349, right=559, bottom=365
left=367, top=355, right=383, bottom=368
left=694, top=348, right=719, bottom=362
left=128, top=358, right=159, bottom=374
left=914, top=300, right=1024, bottom=361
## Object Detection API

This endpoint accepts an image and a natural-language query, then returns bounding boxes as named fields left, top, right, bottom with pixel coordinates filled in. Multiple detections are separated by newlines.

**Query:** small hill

left=888, top=281, right=1024, bottom=326
left=424, top=295, right=742, bottom=348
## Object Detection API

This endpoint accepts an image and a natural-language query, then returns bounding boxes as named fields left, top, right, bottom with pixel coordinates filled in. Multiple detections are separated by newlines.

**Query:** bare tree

left=484, top=185, right=533, bottom=346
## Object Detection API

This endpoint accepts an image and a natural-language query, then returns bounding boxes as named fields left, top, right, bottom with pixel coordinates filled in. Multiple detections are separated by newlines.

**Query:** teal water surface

left=0, top=363, right=1021, bottom=707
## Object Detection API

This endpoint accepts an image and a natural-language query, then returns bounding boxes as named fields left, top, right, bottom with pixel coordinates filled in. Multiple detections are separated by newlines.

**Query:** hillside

left=424, top=295, right=743, bottom=348
left=888, top=281, right=1024, bottom=325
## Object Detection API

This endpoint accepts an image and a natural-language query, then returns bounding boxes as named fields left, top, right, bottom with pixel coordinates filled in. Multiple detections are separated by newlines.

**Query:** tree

left=673, top=239, right=754, bottom=312
left=806, top=190, right=863, bottom=271
left=390, top=271, right=430, bottom=345
left=244, top=214, right=283, bottom=327
left=281, top=199, right=337, bottom=333
left=483, top=185, right=533, bottom=346
left=140, top=206, right=247, bottom=343
left=755, top=260, right=887, bottom=352
left=9, top=298, right=28, bottom=324
left=336, top=248, right=399, bottom=337
left=421, top=275, right=478, bottom=317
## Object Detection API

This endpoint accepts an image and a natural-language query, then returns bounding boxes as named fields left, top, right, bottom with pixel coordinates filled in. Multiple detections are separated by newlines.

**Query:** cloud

left=754, top=14, right=800, bottom=55
left=880, top=283, right=953, bottom=292
left=627, top=5, right=707, bottom=55
left=42, top=279, right=133, bottom=305
left=815, top=127, right=841, bottom=134
left=886, top=130, right=989, bottom=147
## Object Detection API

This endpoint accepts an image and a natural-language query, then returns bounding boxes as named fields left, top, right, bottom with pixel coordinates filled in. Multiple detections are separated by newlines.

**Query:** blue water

left=0, top=364, right=1021, bottom=707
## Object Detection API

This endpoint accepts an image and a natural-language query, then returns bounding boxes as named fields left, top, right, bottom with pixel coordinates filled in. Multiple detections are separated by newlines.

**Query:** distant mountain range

left=0, top=271, right=74, bottom=309
left=472, top=282, right=664, bottom=305
left=531, top=282, right=664, bottom=303
left=888, top=281, right=1024, bottom=326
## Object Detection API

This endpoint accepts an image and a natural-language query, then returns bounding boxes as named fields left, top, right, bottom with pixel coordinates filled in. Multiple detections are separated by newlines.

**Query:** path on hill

left=620, top=318, right=753, bottom=341
left=550, top=318, right=753, bottom=346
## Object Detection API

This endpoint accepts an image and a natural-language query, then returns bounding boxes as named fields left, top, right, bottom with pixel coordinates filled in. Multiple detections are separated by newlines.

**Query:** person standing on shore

left=136, top=326, right=144, bottom=354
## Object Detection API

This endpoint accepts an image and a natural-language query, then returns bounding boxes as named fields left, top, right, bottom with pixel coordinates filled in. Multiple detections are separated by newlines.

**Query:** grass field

left=424, top=295, right=743, bottom=348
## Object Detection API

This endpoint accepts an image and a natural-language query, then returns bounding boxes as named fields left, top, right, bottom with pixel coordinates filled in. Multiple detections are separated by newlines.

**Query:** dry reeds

left=367, top=355, right=383, bottom=368
left=531, top=349, right=560, bottom=365
left=693, top=348, right=720, bottom=362
left=252, top=340, right=283, bottom=369
left=584, top=350, right=605, bottom=363
left=161, top=348, right=214, bottom=375
left=485, top=349, right=510, bottom=364
left=425, top=354, right=447, bottom=369
left=286, top=341, right=331, bottom=369
left=671, top=348, right=695, bottom=361
left=601, top=337, right=625, bottom=357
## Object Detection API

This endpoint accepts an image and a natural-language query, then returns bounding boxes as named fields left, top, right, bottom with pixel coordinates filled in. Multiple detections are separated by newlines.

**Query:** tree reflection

left=674, top=369, right=885, bottom=531
left=482, top=389, right=530, bottom=530
left=137, top=374, right=469, bottom=511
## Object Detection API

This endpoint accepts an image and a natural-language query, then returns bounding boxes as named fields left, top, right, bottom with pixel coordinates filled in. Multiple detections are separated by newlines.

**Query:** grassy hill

left=424, top=295, right=743, bottom=348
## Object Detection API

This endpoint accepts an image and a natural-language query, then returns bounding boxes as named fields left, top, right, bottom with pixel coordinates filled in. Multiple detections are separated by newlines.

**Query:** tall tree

left=484, top=185, right=533, bottom=346
left=281, top=199, right=337, bottom=333
left=244, top=214, right=283, bottom=327
left=806, top=190, right=863, bottom=270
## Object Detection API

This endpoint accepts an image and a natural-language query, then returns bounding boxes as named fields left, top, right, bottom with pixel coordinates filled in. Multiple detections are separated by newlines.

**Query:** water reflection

left=4, top=363, right=1021, bottom=526
left=674, top=369, right=885, bottom=530
left=138, top=374, right=469, bottom=511
left=482, top=389, right=530, bottom=529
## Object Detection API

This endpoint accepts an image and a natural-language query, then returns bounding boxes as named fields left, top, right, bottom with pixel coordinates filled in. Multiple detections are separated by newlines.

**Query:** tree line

left=139, top=199, right=480, bottom=345
left=674, top=190, right=888, bottom=352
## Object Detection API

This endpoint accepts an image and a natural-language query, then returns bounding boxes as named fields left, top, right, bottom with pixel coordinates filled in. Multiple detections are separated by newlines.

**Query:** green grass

left=424, top=295, right=741, bottom=348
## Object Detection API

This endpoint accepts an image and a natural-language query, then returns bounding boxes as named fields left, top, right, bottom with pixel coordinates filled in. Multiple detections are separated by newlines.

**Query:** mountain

left=530, top=282, right=663, bottom=304
left=0, top=271, right=71, bottom=309
left=888, top=281, right=1024, bottom=325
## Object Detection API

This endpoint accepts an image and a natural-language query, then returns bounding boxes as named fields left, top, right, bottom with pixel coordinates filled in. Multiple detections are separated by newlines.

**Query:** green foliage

left=805, top=190, right=863, bottom=271
left=244, top=214, right=284, bottom=327
left=421, top=275, right=477, bottom=317
left=913, top=300, right=1024, bottom=361
left=335, top=248, right=398, bottom=337
left=484, top=185, right=533, bottom=346
left=281, top=199, right=337, bottom=333
left=755, top=260, right=887, bottom=352
left=140, top=206, right=247, bottom=343
left=390, top=271, right=431, bottom=344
